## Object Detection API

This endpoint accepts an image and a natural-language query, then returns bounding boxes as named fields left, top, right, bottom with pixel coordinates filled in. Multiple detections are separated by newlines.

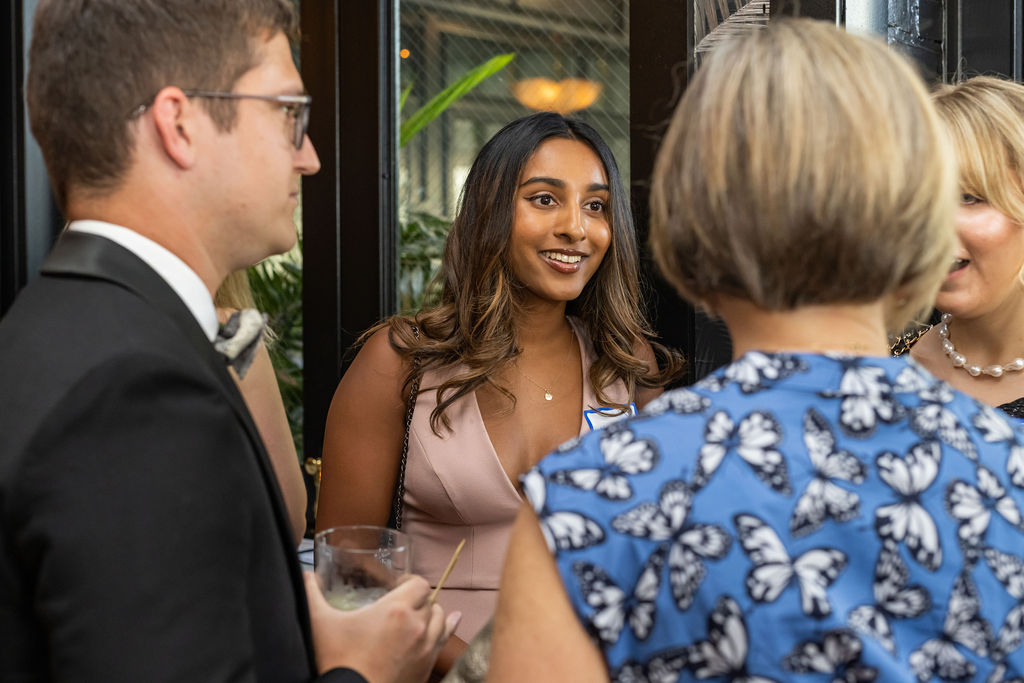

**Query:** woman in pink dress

left=317, top=112, right=683, bottom=674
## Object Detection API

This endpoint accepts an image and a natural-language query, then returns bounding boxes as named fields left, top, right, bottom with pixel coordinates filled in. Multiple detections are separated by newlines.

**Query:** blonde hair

left=214, top=270, right=257, bottom=310
left=650, top=18, right=957, bottom=332
left=215, top=270, right=278, bottom=344
left=933, top=76, right=1024, bottom=227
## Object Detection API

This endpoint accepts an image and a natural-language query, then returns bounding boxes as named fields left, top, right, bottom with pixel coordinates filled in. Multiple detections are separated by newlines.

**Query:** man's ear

left=149, top=86, right=200, bottom=169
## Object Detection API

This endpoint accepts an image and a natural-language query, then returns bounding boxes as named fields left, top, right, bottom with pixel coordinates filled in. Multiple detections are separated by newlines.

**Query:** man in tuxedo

left=0, top=1, right=457, bottom=680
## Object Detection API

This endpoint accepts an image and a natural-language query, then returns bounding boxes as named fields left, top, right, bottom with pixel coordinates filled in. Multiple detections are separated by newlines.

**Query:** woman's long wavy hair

left=375, top=112, right=684, bottom=434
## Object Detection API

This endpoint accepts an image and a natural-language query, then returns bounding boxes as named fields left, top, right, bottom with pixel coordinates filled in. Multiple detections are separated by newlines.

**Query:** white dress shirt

left=67, top=220, right=220, bottom=341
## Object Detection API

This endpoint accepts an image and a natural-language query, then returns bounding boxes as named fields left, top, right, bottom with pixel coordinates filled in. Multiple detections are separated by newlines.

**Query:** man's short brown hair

left=27, top=0, right=298, bottom=211
left=650, top=19, right=957, bottom=332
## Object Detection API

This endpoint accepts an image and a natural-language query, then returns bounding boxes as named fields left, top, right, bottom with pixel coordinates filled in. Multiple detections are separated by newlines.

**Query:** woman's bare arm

left=230, top=342, right=307, bottom=543
left=487, top=505, right=608, bottom=682
left=320, top=330, right=471, bottom=677
left=317, top=328, right=409, bottom=531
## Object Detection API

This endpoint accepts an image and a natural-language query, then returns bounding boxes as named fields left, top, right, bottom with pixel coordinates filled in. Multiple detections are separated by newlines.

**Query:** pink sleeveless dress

left=401, top=317, right=629, bottom=640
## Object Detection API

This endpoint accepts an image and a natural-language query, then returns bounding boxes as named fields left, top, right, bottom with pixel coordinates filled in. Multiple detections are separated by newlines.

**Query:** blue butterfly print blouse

left=524, top=352, right=1024, bottom=682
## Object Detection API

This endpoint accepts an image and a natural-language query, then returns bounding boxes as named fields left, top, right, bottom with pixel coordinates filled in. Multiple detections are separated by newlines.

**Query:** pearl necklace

left=937, top=313, right=1024, bottom=377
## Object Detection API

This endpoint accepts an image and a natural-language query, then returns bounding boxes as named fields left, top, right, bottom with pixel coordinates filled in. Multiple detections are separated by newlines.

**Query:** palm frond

left=400, top=53, right=514, bottom=147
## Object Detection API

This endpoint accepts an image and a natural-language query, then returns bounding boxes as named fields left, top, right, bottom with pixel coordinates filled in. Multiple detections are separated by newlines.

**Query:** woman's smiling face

left=938, top=193, right=1024, bottom=319
left=507, top=137, right=612, bottom=306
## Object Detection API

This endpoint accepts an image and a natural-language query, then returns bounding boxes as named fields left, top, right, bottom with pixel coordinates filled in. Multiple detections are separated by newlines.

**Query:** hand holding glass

left=314, top=525, right=411, bottom=610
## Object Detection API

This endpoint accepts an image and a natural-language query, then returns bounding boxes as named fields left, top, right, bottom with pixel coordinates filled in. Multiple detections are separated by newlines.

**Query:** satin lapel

left=41, top=231, right=315, bottom=654
left=43, top=232, right=233, bottom=385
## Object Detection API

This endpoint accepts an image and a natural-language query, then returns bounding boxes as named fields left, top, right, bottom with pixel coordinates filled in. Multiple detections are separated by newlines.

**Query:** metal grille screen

left=397, top=0, right=630, bottom=312
left=694, top=0, right=771, bottom=66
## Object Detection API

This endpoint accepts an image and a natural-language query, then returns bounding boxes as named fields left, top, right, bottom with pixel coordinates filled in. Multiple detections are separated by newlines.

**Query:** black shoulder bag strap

left=388, top=326, right=421, bottom=530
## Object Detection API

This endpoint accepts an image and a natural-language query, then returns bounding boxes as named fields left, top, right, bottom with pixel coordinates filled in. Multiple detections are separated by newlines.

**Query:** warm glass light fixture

left=511, top=77, right=602, bottom=114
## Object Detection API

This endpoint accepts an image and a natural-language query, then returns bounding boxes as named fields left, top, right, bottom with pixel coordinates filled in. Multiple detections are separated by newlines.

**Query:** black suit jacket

left=0, top=232, right=363, bottom=682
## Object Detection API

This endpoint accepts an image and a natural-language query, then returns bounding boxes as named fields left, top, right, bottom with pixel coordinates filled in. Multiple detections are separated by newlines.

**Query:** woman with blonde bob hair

left=908, top=77, right=1024, bottom=418
left=489, top=19, right=1024, bottom=682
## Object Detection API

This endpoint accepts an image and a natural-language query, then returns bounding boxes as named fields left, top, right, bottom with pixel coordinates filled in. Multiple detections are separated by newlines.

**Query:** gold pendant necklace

left=518, top=370, right=555, bottom=401
left=514, top=325, right=576, bottom=402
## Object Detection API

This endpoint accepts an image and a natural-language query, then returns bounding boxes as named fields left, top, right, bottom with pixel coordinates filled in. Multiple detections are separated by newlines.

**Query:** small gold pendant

left=544, top=391, right=553, bottom=401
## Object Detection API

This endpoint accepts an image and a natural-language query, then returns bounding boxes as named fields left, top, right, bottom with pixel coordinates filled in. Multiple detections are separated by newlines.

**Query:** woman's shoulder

left=361, top=325, right=402, bottom=357
left=345, top=325, right=411, bottom=382
left=358, top=317, right=467, bottom=389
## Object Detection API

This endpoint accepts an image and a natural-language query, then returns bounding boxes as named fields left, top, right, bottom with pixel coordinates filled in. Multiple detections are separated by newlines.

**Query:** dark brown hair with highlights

left=27, top=0, right=298, bottom=211
left=373, top=112, right=684, bottom=435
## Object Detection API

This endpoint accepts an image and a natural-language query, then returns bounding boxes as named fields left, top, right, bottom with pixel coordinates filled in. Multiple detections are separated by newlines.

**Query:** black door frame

left=1, top=0, right=25, bottom=316
left=300, top=0, right=399, bottom=482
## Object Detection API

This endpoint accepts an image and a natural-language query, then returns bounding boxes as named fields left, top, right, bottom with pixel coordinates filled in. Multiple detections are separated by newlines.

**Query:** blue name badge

left=584, top=403, right=638, bottom=431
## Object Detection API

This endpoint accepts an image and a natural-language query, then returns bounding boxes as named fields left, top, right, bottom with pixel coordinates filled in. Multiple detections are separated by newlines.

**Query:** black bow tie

left=214, top=309, right=267, bottom=379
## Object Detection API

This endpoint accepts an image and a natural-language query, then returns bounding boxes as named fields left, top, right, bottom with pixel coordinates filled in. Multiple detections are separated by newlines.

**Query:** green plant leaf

left=246, top=247, right=305, bottom=455
left=399, top=81, right=413, bottom=111
left=400, top=53, right=514, bottom=147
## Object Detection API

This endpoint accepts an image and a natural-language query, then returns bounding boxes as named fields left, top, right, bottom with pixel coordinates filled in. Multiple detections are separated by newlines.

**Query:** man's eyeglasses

left=131, top=90, right=312, bottom=150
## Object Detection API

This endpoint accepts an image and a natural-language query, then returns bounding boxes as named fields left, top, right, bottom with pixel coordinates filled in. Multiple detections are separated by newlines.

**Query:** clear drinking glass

left=314, top=525, right=412, bottom=610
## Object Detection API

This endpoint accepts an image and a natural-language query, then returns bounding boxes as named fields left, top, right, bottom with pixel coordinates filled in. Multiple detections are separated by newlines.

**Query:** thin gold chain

left=514, top=324, right=577, bottom=402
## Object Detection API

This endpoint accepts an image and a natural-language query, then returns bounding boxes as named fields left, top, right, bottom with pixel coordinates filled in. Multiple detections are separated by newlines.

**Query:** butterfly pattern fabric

left=972, top=404, right=1024, bottom=489
left=573, top=548, right=665, bottom=646
left=551, top=425, right=660, bottom=501
left=790, top=408, right=866, bottom=536
left=909, top=571, right=993, bottom=682
left=874, top=441, right=944, bottom=570
left=983, top=547, right=1024, bottom=660
left=611, top=480, right=731, bottom=610
left=782, top=628, right=879, bottom=682
left=527, top=353, right=1024, bottom=681
left=734, top=512, right=847, bottom=617
left=694, top=410, right=791, bottom=493
left=848, top=545, right=931, bottom=655
left=820, top=358, right=906, bottom=438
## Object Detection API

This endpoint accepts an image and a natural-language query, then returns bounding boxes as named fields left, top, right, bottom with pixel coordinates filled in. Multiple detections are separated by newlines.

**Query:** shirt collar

left=66, top=220, right=220, bottom=341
